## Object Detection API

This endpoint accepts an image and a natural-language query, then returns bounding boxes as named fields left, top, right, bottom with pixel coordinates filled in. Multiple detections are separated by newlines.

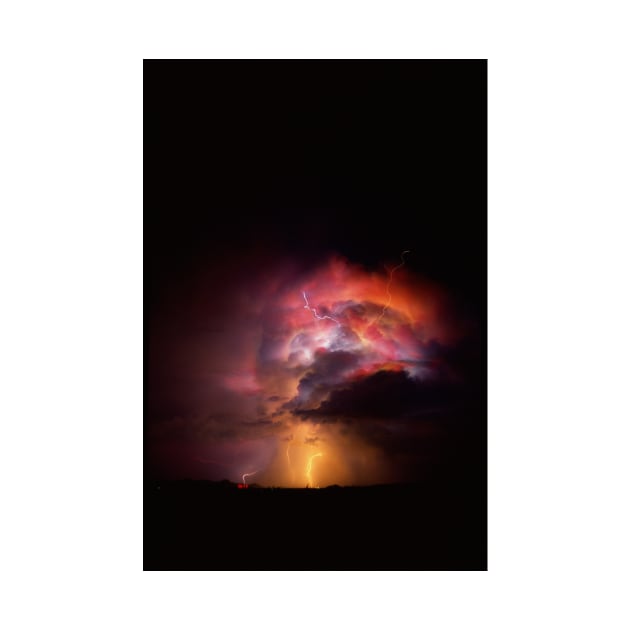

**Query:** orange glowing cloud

left=205, top=253, right=460, bottom=487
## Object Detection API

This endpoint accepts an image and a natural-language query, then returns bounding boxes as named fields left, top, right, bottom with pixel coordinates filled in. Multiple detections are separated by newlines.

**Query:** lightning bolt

left=377, top=250, right=411, bottom=321
left=303, top=291, right=340, bottom=326
left=305, top=452, right=323, bottom=488
left=242, top=470, right=260, bottom=485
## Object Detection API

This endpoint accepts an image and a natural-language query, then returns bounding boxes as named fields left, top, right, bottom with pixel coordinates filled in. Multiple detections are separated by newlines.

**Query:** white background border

left=1, top=1, right=629, bottom=628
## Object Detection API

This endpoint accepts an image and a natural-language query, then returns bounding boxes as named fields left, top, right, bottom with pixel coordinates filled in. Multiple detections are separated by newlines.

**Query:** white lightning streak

left=242, top=470, right=260, bottom=485
left=302, top=291, right=340, bottom=326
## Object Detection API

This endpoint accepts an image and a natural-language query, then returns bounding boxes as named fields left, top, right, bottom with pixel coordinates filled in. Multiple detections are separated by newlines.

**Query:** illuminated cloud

left=148, top=253, right=477, bottom=487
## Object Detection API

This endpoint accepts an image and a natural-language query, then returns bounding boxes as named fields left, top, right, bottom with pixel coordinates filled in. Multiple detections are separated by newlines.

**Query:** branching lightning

left=305, top=452, right=323, bottom=488
left=303, top=291, right=340, bottom=326
left=378, top=250, right=411, bottom=321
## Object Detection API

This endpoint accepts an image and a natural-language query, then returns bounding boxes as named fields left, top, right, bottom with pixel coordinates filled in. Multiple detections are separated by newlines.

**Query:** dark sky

left=145, top=60, right=486, bottom=488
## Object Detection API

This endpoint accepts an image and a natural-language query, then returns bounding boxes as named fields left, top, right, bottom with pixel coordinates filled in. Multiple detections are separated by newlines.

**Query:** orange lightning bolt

left=377, top=249, right=411, bottom=321
left=305, top=452, right=323, bottom=488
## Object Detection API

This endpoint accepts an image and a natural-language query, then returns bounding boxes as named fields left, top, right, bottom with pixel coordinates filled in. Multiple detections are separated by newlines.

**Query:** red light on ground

left=237, top=484, right=248, bottom=489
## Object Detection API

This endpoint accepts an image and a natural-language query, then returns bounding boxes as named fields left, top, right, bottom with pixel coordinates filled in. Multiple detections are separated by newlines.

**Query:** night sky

left=145, top=60, right=486, bottom=490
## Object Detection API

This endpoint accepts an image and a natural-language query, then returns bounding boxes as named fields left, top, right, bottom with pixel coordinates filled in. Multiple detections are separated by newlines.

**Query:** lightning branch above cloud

left=377, top=250, right=411, bottom=322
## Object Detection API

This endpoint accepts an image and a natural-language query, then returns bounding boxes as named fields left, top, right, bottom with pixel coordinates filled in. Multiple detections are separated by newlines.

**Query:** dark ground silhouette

left=144, top=479, right=486, bottom=570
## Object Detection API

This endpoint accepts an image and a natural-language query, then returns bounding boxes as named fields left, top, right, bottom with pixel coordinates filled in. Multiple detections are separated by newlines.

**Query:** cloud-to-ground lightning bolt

left=242, top=470, right=260, bottom=485
left=305, top=452, right=323, bottom=488
left=303, top=291, right=340, bottom=326
left=377, top=250, right=411, bottom=321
